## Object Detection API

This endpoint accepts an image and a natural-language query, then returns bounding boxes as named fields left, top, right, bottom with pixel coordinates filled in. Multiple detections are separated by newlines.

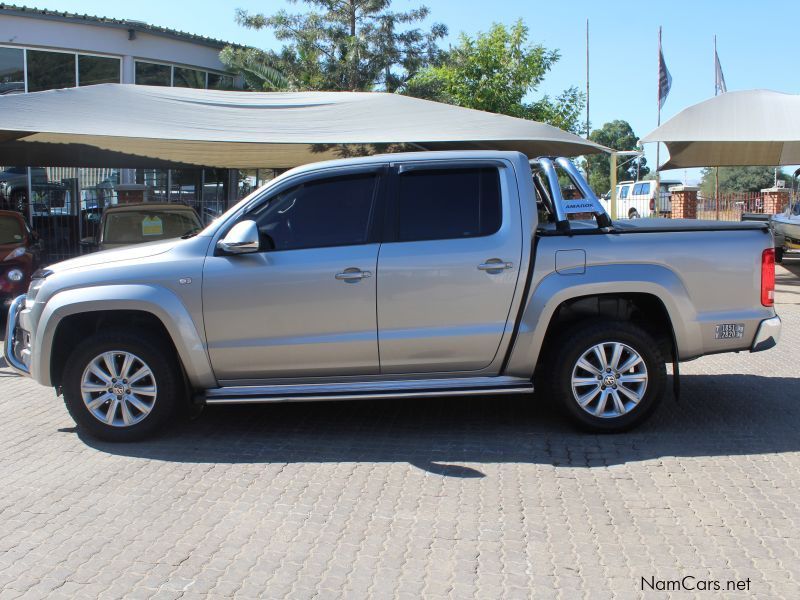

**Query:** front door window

left=247, top=173, right=378, bottom=251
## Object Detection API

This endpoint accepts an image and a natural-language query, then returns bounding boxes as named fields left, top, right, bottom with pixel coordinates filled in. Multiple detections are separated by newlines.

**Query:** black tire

left=62, top=331, right=184, bottom=442
left=775, top=247, right=784, bottom=263
left=545, top=320, right=667, bottom=432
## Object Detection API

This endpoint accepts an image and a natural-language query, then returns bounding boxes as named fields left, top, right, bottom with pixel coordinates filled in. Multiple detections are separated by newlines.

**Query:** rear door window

left=395, top=167, right=501, bottom=242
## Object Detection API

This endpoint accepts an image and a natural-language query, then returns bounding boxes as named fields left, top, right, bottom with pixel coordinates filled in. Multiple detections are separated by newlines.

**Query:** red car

left=0, top=210, right=41, bottom=308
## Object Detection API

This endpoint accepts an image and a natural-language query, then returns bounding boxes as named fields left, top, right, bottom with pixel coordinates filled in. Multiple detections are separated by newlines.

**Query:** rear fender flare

left=504, top=264, right=697, bottom=378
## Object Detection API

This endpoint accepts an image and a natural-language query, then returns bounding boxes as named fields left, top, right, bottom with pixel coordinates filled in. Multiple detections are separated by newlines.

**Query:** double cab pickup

left=5, top=151, right=781, bottom=441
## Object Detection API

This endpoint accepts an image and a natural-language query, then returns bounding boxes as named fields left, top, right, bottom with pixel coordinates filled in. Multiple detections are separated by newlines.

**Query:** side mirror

left=79, top=236, right=98, bottom=249
left=217, top=220, right=260, bottom=254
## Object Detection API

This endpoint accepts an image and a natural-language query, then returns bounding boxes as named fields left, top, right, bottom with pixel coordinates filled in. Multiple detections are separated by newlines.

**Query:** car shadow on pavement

left=778, top=258, right=800, bottom=286
left=75, top=374, right=800, bottom=476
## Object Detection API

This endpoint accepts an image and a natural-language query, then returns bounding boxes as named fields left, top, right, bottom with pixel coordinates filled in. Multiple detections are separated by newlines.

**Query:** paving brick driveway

left=1, top=265, right=800, bottom=600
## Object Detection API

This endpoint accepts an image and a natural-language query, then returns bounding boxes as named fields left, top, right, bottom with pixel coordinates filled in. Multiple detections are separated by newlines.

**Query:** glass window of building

left=26, top=50, right=76, bottom=92
left=202, top=168, right=228, bottom=220
left=208, top=73, right=234, bottom=90
left=78, top=55, right=120, bottom=86
left=174, top=67, right=206, bottom=88
left=135, top=61, right=171, bottom=86
left=0, top=47, right=25, bottom=95
left=237, top=169, right=258, bottom=200
left=135, top=168, right=169, bottom=201
left=257, top=169, right=279, bottom=188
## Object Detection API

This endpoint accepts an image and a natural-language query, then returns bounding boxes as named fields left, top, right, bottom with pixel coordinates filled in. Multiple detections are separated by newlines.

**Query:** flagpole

left=656, top=26, right=661, bottom=215
left=714, top=35, right=717, bottom=96
left=585, top=18, right=590, bottom=140
left=585, top=18, right=590, bottom=180
left=714, top=35, right=720, bottom=220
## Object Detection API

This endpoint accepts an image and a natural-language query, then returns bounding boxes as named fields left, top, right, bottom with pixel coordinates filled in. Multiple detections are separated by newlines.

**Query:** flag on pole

left=658, top=34, right=672, bottom=110
left=715, top=48, right=727, bottom=94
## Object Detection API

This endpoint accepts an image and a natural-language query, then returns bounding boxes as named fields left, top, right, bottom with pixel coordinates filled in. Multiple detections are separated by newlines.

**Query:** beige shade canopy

left=641, top=89, right=800, bottom=169
left=0, top=84, right=608, bottom=168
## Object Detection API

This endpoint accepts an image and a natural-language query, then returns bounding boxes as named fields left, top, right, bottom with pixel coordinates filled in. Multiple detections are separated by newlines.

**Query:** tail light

left=649, top=198, right=655, bottom=211
left=761, top=248, right=775, bottom=306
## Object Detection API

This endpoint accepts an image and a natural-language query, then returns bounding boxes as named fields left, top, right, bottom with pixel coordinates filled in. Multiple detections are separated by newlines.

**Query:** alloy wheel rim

left=570, top=341, right=648, bottom=418
left=80, top=351, right=157, bottom=427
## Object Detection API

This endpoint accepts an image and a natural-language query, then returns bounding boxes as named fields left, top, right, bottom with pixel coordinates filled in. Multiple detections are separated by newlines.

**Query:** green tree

left=218, top=46, right=289, bottom=90
left=583, top=120, right=648, bottom=194
left=223, top=0, right=447, bottom=92
left=699, top=166, right=789, bottom=195
left=403, top=20, right=584, bottom=133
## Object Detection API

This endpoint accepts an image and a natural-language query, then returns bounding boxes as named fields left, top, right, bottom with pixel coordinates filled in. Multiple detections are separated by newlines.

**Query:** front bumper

left=751, top=315, right=781, bottom=352
left=4, top=294, right=30, bottom=376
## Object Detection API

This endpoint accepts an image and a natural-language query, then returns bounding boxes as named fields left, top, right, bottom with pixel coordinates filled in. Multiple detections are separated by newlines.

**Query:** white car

left=603, top=180, right=681, bottom=219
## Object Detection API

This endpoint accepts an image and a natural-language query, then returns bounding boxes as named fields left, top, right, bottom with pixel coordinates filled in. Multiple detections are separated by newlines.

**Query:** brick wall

left=669, top=185, right=698, bottom=219
left=761, top=187, right=790, bottom=214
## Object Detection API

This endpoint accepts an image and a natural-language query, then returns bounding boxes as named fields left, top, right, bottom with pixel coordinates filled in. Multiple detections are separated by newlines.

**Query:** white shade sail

left=641, top=89, right=800, bottom=169
left=0, top=84, right=607, bottom=168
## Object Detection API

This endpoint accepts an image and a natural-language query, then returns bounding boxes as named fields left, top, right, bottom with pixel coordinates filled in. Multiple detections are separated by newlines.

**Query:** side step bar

left=204, top=376, right=534, bottom=405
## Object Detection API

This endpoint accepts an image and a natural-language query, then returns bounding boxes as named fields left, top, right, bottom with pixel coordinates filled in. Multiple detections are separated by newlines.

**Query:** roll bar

left=530, top=157, right=612, bottom=230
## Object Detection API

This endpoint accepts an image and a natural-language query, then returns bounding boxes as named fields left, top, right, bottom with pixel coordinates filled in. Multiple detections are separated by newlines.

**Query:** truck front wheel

left=547, top=321, right=667, bottom=432
left=62, top=331, right=184, bottom=441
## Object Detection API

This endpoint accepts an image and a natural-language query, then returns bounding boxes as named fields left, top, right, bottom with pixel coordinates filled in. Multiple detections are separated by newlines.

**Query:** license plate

left=715, top=323, right=744, bottom=339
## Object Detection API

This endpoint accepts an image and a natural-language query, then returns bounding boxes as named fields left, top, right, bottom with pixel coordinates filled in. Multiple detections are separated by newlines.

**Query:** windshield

left=0, top=216, right=24, bottom=245
left=103, top=209, right=201, bottom=244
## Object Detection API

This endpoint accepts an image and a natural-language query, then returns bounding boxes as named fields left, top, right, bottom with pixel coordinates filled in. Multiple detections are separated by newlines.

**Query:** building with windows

left=0, top=5, right=273, bottom=262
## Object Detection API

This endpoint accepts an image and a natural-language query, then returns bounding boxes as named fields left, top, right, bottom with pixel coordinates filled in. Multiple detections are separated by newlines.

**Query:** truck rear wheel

left=546, top=320, right=666, bottom=432
left=62, top=331, right=183, bottom=441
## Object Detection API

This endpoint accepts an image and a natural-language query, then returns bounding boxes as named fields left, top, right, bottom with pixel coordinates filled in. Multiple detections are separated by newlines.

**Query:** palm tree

left=219, top=47, right=289, bottom=91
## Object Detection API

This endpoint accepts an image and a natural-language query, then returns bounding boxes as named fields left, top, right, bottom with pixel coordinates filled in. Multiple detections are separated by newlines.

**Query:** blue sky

left=22, top=0, right=800, bottom=182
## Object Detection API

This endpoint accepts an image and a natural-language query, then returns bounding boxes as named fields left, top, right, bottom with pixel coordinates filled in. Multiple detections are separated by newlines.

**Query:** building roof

left=0, top=4, right=239, bottom=49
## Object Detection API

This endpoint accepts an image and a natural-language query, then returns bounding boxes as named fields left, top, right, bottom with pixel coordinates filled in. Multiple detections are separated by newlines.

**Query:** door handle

left=477, top=260, right=513, bottom=271
left=335, top=268, right=372, bottom=281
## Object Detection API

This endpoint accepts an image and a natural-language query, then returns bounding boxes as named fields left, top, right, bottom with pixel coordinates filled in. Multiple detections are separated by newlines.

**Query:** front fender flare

left=504, top=264, right=698, bottom=378
left=32, top=284, right=216, bottom=389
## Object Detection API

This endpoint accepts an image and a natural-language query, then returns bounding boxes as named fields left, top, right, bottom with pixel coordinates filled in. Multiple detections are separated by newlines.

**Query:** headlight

left=7, top=268, right=24, bottom=282
left=3, top=247, right=25, bottom=261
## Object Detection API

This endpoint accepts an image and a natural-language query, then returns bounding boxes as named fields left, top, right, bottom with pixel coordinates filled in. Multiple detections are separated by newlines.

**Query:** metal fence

left=696, top=192, right=764, bottom=221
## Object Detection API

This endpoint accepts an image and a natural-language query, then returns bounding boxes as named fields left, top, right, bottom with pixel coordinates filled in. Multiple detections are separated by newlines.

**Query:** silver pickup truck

left=5, top=151, right=781, bottom=441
